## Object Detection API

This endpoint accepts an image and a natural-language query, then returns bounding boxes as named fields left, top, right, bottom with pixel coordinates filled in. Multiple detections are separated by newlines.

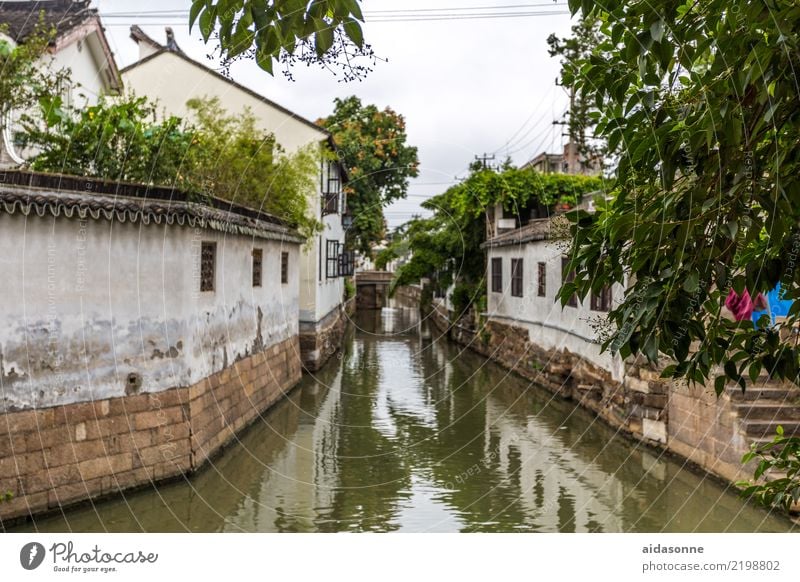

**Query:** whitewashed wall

left=486, top=240, right=625, bottom=381
left=0, top=212, right=300, bottom=411
left=123, top=50, right=345, bottom=327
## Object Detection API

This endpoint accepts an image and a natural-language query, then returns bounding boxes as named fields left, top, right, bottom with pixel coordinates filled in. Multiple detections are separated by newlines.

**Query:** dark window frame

left=338, top=249, right=355, bottom=277
left=326, top=239, right=340, bottom=278
left=491, top=257, right=503, bottom=293
left=252, top=247, right=263, bottom=288
left=511, top=258, right=523, bottom=298
left=562, top=257, right=578, bottom=307
left=590, top=285, right=612, bottom=312
left=321, top=160, right=341, bottom=216
left=200, top=241, right=216, bottom=292
left=537, top=262, right=546, bottom=297
left=281, top=251, right=289, bottom=284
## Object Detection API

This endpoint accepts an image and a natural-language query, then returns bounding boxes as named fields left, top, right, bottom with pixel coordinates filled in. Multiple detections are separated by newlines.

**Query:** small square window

left=200, top=241, right=216, bottom=292
left=252, top=248, right=263, bottom=287
left=281, top=252, right=289, bottom=284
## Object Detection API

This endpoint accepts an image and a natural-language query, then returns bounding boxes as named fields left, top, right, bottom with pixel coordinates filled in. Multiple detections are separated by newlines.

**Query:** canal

left=10, top=308, right=796, bottom=532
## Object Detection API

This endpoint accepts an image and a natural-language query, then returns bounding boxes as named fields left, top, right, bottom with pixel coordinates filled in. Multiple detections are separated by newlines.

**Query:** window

left=326, top=239, right=340, bottom=278
left=281, top=252, right=289, bottom=284
left=322, top=160, right=341, bottom=216
left=338, top=249, right=355, bottom=277
left=562, top=257, right=577, bottom=307
left=591, top=286, right=612, bottom=312
left=252, top=248, right=263, bottom=287
left=491, top=258, right=502, bottom=293
left=537, top=262, right=546, bottom=297
left=511, top=258, right=523, bottom=297
left=200, top=242, right=216, bottom=292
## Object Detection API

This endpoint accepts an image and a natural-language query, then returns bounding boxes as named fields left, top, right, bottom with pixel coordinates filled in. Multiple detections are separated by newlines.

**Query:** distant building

left=0, top=0, right=122, bottom=165
left=122, top=27, right=351, bottom=371
left=522, top=141, right=602, bottom=177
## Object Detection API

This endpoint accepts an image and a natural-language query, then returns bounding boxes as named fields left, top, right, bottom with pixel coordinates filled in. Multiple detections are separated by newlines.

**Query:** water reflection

left=9, top=306, right=795, bottom=532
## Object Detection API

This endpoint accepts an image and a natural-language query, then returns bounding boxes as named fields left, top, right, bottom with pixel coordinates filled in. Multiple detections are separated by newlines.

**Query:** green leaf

left=314, top=20, right=334, bottom=55
left=199, top=7, right=216, bottom=42
left=189, top=0, right=205, bottom=31
left=343, top=19, right=363, bottom=47
left=255, top=49, right=275, bottom=74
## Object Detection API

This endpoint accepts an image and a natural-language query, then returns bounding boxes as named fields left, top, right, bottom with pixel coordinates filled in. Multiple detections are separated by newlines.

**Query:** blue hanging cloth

left=752, top=282, right=794, bottom=325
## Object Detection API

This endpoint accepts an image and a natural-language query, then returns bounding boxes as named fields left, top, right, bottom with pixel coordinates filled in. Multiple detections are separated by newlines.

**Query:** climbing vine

left=388, top=165, right=602, bottom=323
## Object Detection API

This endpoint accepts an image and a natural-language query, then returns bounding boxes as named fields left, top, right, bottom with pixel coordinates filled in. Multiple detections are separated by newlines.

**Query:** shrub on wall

left=18, top=94, right=321, bottom=238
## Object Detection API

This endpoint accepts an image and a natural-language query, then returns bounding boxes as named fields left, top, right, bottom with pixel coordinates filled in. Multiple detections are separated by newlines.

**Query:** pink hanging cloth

left=725, top=289, right=766, bottom=321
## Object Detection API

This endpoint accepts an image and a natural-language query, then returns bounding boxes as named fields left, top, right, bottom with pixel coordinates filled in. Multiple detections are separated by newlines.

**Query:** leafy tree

left=184, top=97, right=321, bottom=237
left=557, top=0, right=800, bottom=393
left=19, top=95, right=321, bottom=237
left=0, top=17, right=66, bottom=119
left=319, top=96, right=419, bottom=255
left=390, top=165, right=601, bottom=322
left=20, top=94, right=192, bottom=185
left=189, top=0, right=376, bottom=81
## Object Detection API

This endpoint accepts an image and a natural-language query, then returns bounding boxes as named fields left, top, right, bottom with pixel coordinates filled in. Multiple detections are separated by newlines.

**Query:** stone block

left=626, top=377, right=651, bottom=393
left=642, top=418, right=667, bottom=443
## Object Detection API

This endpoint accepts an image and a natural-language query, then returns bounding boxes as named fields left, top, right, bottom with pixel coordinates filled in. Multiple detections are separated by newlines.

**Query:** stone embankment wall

left=0, top=336, right=300, bottom=522
left=427, top=298, right=759, bottom=487
left=393, top=284, right=423, bottom=305
left=0, top=173, right=305, bottom=524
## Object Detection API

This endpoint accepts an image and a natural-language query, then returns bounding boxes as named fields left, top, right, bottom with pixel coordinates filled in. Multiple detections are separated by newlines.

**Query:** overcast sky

left=95, top=0, right=575, bottom=227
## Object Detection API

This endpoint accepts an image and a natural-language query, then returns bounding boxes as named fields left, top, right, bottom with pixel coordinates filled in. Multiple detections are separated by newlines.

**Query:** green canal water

left=9, top=308, right=796, bottom=532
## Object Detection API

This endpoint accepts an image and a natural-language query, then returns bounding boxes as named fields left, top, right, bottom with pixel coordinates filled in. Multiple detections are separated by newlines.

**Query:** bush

left=738, top=426, right=800, bottom=513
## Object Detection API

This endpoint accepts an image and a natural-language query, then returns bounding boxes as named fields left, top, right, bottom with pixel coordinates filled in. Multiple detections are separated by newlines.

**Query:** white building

left=482, top=200, right=625, bottom=381
left=121, top=27, right=351, bottom=371
left=0, top=0, right=122, bottom=165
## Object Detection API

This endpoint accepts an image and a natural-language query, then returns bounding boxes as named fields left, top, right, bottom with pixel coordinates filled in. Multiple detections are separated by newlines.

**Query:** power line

left=99, top=9, right=569, bottom=24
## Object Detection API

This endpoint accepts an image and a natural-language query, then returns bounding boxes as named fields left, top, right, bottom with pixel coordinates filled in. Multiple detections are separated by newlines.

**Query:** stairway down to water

left=727, top=378, right=800, bottom=446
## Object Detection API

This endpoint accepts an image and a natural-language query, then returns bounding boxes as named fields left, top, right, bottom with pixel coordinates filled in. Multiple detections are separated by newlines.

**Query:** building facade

left=0, top=0, right=122, bottom=165
left=121, top=27, right=351, bottom=371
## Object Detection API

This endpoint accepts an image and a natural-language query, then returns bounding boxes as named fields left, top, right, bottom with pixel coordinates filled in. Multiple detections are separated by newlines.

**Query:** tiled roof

left=0, top=0, right=93, bottom=42
left=0, top=170, right=304, bottom=243
left=481, top=218, right=552, bottom=249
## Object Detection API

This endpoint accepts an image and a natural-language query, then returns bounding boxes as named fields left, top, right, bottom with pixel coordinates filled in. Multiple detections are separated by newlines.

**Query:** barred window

left=200, top=242, right=216, bottom=292
left=562, top=257, right=577, bottom=307
left=326, top=239, right=340, bottom=278
left=338, top=249, right=355, bottom=277
left=322, top=160, right=341, bottom=215
left=252, top=248, right=263, bottom=287
left=491, top=257, right=502, bottom=293
left=591, top=286, right=612, bottom=312
left=511, top=258, right=523, bottom=298
left=281, top=252, right=289, bottom=284
left=537, top=262, right=546, bottom=297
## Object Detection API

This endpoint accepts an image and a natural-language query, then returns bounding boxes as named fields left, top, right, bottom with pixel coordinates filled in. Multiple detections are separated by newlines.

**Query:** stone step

left=734, top=402, right=800, bottom=421
left=726, top=386, right=800, bottom=402
left=743, top=420, right=800, bottom=437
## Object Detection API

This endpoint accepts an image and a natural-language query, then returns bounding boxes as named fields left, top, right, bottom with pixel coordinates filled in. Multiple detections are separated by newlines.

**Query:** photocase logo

left=20, top=542, right=46, bottom=570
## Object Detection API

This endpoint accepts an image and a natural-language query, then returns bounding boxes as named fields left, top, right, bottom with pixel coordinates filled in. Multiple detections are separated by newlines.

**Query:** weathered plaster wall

left=0, top=213, right=299, bottom=411
left=486, top=240, right=626, bottom=380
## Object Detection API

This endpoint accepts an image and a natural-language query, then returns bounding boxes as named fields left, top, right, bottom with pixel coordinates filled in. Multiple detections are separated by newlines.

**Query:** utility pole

left=474, top=153, right=495, bottom=170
